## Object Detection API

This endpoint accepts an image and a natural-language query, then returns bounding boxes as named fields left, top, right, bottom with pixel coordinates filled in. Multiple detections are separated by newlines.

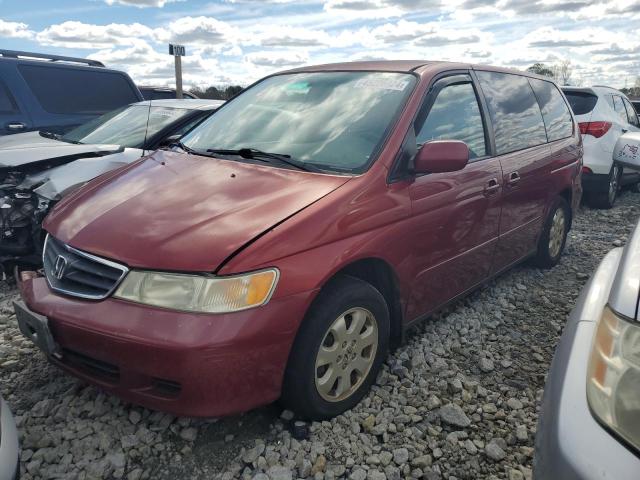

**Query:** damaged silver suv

left=0, top=98, right=222, bottom=271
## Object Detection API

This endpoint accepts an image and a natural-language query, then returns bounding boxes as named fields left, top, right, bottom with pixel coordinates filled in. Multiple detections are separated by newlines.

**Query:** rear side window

left=18, top=64, right=140, bottom=115
left=563, top=91, right=598, bottom=115
left=612, top=96, right=628, bottom=124
left=416, top=81, right=487, bottom=159
left=0, top=81, right=17, bottom=113
left=476, top=71, right=547, bottom=155
left=622, top=98, right=640, bottom=128
left=529, top=79, right=573, bottom=142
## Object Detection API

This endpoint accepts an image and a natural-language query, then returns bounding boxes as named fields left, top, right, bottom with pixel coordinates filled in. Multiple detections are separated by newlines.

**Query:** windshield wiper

left=206, top=147, right=317, bottom=172
left=39, top=130, right=60, bottom=140
left=167, top=141, right=210, bottom=156
left=39, top=130, right=83, bottom=144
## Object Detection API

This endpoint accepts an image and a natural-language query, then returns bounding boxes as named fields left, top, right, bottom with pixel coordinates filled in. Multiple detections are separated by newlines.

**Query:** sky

left=0, top=0, right=638, bottom=90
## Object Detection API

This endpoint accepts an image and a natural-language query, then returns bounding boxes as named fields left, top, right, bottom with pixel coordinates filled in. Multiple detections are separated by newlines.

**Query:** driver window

left=416, top=81, right=487, bottom=159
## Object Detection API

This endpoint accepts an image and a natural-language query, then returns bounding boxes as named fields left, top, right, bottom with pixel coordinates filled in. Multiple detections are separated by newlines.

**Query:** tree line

left=189, top=85, right=244, bottom=100
left=527, top=61, right=640, bottom=97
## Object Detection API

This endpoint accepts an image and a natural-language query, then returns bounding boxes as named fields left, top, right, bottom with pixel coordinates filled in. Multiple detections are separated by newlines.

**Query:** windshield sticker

left=285, top=81, right=311, bottom=94
left=353, top=77, right=411, bottom=91
left=152, top=108, right=180, bottom=119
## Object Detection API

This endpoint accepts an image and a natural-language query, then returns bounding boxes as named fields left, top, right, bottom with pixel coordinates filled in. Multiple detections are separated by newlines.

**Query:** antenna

left=141, top=100, right=152, bottom=157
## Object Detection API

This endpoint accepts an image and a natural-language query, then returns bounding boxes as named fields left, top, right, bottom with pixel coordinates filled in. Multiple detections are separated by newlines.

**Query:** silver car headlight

left=587, top=305, right=640, bottom=451
left=113, top=268, right=279, bottom=313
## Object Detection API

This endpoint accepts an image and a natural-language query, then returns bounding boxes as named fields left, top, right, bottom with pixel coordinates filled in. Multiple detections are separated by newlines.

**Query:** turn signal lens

left=587, top=306, right=640, bottom=452
left=114, top=269, right=278, bottom=313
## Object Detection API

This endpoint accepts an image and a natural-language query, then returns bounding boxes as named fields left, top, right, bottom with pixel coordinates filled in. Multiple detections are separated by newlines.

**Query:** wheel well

left=332, top=258, right=403, bottom=349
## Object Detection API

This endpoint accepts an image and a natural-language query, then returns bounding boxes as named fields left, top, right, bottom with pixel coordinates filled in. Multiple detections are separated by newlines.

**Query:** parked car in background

left=0, top=99, right=223, bottom=270
left=614, top=131, right=640, bottom=172
left=630, top=98, right=640, bottom=116
left=0, top=394, right=19, bottom=480
left=138, top=86, right=198, bottom=100
left=562, top=86, right=640, bottom=208
left=0, top=49, right=143, bottom=136
left=535, top=219, right=640, bottom=479
left=15, top=61, right=581, bottom=420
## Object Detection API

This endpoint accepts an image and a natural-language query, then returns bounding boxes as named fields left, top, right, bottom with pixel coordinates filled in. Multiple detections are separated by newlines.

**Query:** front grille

left=43, top=234, right=128, bottom=300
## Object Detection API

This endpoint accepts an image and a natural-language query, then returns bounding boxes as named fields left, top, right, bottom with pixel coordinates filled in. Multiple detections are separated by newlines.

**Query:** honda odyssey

left=15, top=61, right=582, bottom=419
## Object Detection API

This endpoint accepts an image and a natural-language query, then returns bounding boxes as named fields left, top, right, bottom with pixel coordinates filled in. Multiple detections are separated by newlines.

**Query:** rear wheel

left=590, top=163, right=621, bottom=209
left=532, top=196, right=570, bottom=269
left=281, top=275, right=389, bottom=420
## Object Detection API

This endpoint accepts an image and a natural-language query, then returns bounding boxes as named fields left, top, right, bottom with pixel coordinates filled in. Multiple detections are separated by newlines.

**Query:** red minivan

left=15, top=61, right=582, bottom=419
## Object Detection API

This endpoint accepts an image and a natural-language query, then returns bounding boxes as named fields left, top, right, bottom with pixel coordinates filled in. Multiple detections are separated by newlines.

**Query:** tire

left=589, top=163, right=621, bottom=209
left=281, top=275, right=390, bottom=420
left=532, top=196, right=570, bottom=269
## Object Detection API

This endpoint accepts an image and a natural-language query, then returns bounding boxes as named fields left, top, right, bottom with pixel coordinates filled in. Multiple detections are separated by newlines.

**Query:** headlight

left=587, top=305, right=640, bottom=452
left=113, top=268, right=278, bottom=313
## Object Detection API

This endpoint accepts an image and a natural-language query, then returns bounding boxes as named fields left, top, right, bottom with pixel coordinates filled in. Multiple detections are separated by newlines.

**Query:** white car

left=0, top=99, right=223, bottom=269
left=562, top=86, right=640, bottom=208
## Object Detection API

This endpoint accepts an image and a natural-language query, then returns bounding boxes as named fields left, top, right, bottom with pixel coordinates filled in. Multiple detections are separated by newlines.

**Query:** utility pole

left=169, top=44, right=185, bottom=99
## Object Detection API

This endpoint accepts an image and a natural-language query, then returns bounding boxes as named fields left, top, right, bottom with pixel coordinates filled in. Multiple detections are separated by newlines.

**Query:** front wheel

left=532, top=196, right=570, bottom=269
left=281, top=275, right=389, bottom=420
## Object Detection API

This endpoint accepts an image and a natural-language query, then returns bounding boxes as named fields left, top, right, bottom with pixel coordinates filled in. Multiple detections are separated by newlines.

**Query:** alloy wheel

left=608, top=164, right=620, bottom=204
left=548, top=207, right=566, bottom=258
left=314, top=307, right=378, bottom=402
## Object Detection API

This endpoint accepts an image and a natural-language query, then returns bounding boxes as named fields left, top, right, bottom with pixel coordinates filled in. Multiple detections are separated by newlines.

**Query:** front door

left=405, top=74, right=503, bottom=320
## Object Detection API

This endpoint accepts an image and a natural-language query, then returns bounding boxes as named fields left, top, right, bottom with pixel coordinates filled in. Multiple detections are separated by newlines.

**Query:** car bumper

left=581, top=171, right=609, bottom=193
left=534, top=249, right=640, bottom=479
left=0, top=397, right=19, bottom=480
left=18, top=274, right=316, bottom=417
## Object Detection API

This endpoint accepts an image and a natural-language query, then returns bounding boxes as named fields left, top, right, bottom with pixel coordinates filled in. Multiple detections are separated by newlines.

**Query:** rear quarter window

left=18, top=64, right=140, bottom=115
left=563, top=91, right=598, bottom=116
left=476, top=71, right=547, bottom=155
left=529, top=78, right=573, bottom=142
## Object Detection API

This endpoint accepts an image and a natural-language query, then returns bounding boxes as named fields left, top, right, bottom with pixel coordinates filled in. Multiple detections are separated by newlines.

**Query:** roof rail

left=0, top=49, right=104, bottom=67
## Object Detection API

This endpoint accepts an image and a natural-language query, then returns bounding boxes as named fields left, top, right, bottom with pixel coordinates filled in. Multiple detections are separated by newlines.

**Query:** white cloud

left=36, top=21, right=153, bottom=48
left=154, top=16, right=238, bottom=46
left=245, top=50, right=309, bottom=67
left=104, top=0, right=175, bottom=7
left=0, top=19, right=33, bottom=39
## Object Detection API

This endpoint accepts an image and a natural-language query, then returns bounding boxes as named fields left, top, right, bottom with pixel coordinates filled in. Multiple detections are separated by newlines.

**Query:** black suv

left=0, top=49, right=143, bottom=135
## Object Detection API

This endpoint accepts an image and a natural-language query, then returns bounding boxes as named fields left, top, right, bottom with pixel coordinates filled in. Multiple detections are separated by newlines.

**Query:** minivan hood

left=0, top=131, right=122, bottom=168
left=44, top=150, right=351, bottom=272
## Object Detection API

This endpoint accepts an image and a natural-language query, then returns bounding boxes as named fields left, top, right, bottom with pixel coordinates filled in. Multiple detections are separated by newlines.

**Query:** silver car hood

left=25, top=149, right=145, bottom=200
left=0, top=131, right=123, bottom=168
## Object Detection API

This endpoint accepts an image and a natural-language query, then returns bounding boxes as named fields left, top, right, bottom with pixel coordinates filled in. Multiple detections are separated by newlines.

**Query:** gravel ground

left=1, top=190, right=639, bottom=480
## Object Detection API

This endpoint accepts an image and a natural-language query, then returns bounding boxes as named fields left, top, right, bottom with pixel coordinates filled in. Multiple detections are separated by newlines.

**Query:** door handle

left=507, top=171, right=521, bottom=187
left=6, top=122, right=26, bottom=131
left=484, top=178, right=500, bottom=196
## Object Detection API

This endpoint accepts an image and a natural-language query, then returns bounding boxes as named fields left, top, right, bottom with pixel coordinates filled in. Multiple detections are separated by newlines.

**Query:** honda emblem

left=53, top=255, right=68, bottom=280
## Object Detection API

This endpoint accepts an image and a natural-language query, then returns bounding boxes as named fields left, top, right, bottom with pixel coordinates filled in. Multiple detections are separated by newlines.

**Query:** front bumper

left=534, top=249, right=640, bottom=479
left=18, top=275, right=316, bottom=417
left=0, top=397, right=19, bottom=480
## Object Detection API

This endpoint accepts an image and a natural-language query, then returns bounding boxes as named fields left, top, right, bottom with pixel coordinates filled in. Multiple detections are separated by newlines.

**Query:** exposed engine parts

left=0, top=170, right=50, bottom=269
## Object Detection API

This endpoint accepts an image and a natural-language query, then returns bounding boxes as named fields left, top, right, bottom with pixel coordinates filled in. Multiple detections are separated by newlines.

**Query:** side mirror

left=414, top=140, right=470, bottom=174
left=158, top=134, right=181, bottom=147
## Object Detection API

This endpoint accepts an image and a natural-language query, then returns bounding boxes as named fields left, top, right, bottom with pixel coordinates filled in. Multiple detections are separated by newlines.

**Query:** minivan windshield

left=60, top=105, right=191, bottom=148
left=181, top=71, right=417, bottom=173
